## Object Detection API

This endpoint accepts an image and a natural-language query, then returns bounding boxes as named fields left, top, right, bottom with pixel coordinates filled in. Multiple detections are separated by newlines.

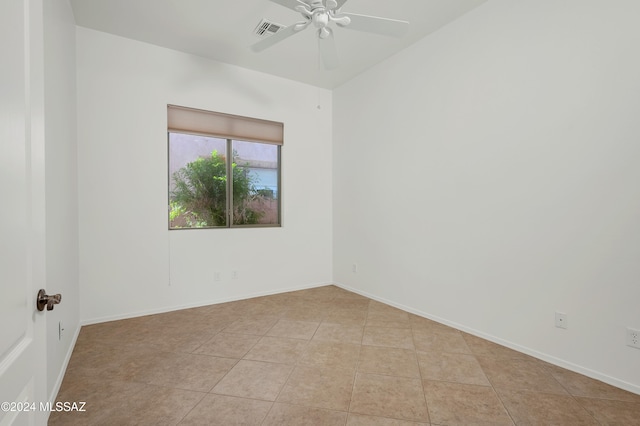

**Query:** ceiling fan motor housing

left=303, top=0, right=350, bottom=33
left=312, top=10, right=330, bottom=29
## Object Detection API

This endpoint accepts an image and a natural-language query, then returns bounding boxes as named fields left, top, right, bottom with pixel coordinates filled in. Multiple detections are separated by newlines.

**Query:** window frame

left=167, top=106, right=283, bottom=230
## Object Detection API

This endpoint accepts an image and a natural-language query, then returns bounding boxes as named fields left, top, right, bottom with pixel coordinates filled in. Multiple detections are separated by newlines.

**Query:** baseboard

left=333, top=281, right=640, bottom=396
left=81, top=281, right=333, bottom=326
left=46, top=322, right=81, bottom=422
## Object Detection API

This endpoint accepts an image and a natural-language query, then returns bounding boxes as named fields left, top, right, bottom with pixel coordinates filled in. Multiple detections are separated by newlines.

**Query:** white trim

left=333, top=281, right=640, bottom=396
left=45, top=323, right=81, bottom=422
left=80, top=281, right=333, bottom=326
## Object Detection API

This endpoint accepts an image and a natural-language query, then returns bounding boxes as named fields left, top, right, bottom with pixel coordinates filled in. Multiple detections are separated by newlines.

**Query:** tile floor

left=49, top=285, right=640, bottom=425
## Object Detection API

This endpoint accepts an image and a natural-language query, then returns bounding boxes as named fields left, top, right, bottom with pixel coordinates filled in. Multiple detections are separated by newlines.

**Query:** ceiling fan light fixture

left=318, top=27, right=331, bottom=39
left=312, top=11, right=330, bottom=29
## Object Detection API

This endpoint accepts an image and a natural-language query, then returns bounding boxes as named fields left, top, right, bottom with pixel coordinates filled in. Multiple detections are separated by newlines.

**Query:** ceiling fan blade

left=341, top=13, right=409, bottom=38
left=251, top=24, right=304, bottom=52
left=318, top=29, right=339, bottom=70
left=334, top=0, right=348, bottom=9
left=268, top=0, right=308, bottom=12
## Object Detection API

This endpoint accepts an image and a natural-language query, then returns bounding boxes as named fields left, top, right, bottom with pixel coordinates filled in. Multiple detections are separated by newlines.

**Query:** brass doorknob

left=37, top=289, right=62, bottom=311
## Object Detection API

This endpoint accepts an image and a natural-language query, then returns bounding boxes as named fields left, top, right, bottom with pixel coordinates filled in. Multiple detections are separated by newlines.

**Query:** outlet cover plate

left=627, top=327, right=640, bottom=349
left=555, top=312, right=568, bottom=329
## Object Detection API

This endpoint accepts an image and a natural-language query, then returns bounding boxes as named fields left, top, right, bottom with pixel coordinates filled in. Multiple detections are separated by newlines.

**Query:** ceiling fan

left=251, top=0, right=410, bottom=70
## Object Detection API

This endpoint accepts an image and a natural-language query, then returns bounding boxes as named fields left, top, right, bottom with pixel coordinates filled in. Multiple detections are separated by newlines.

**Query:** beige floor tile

left=330, top=297, right=370, bottom=310
left=134, top=386, right=207, bottom=426
left=478, top=356, right=568, bottom=394
left=132, top=352, right=238, bottom=392
left=368, top=306, right=410, bottom=319
left=366, top=307, right=412, bottom=329
left=326, top=285, right=368, bottom=299
left=342, top=298, right=372, bottom=309
left=89, top=344, right=171, bottom=380
left=262, top=403, right=348, bottom=426
left=417, top=351, right=490, bottom=386
left=201, top=312, right=245, bottom=328
left=72, top=320, right=141, bottom=347
left=497, top=389, right=599, bottom=425
left=313, top=322, right=364, bottom=344
left=243, top=336, right=308, bottom=364
left=54, top=286, right=640, bottom=425
left=52, top=380, right=205, bottom=426
left=362, top=327, right=415, bottom=350
left=462, top=333, right=529, bottom=360
left=62, top=340, right=151, bottom=381
left=139, top=332, right=212, bottom=353
left=549, top=368, right=640, bottom=402
left=222, top=316, right=280, bottom=336
left=575, top=397, right=640, bottom=425
left=133, top=318, right=223, bottom=353
left=412, top=328, right=471, bottom=354
left=298, top=340, right=361, bottom=370
left=266, top=319, right=321, bottom=340
left=178, top=394, right=272, bottom=425
left=368, top=301, right=406, bottom=316
left=325, top=310, right=367, bottom=326
left=211, top=360, right=293, bottom=401
left=193, top=332, right=260, bottom=358
left=423, top=380, right=513, bottom=426
left=333, top=290, right=369, bottom=301
left=350, top=373, right=429, bottom=422
left=244, top=303, right=288, bottom=317
left=358, top=346, right=420, bottom=378
left=51, top=377, right=149, bottom=425
left=294, top=286, right=344, bottom=300
left=277, top=365, right=356, bottom=411
left=283, top=308, right=328, bottom=322
left=409, top=314, right=456, bottom=333
left=347, top=413, right=429, bottom=425
left=366, top=318, right=413, bottom=329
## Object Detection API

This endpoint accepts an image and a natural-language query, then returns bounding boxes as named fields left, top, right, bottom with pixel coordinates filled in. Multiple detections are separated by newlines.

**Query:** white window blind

left=167, top=105, right=283, bottom=145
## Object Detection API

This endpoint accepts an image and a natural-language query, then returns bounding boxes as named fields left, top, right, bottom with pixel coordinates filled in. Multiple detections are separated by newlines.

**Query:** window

left=167, top=105, right=282, bottom=229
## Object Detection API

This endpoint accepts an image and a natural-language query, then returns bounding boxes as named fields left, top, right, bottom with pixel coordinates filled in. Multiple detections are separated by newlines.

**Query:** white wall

left=333, top=0, right=640, bottom=393
left=43, top=0, right=79, bottom=400
left=77, top=28, right=333, bottom=323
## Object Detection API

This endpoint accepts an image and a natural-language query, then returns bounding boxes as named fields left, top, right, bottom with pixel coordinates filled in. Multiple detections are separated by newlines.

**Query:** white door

left=0, top=0, right=49, bottom=425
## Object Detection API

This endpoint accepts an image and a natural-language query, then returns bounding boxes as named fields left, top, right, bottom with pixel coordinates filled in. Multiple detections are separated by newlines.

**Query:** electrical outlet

left=214, top=272, right=221, bottom=282
left=232, top=271, right=238, bottom=280
left=352, top=264, right=358, bottom=273
left=627, top=327, right=640, bottom=349
left=555, top=312, right=568, bottom=329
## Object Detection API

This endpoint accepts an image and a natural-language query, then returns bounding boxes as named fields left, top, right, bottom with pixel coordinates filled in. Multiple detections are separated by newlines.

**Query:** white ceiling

left=69, top=0, right=487, bottom=89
